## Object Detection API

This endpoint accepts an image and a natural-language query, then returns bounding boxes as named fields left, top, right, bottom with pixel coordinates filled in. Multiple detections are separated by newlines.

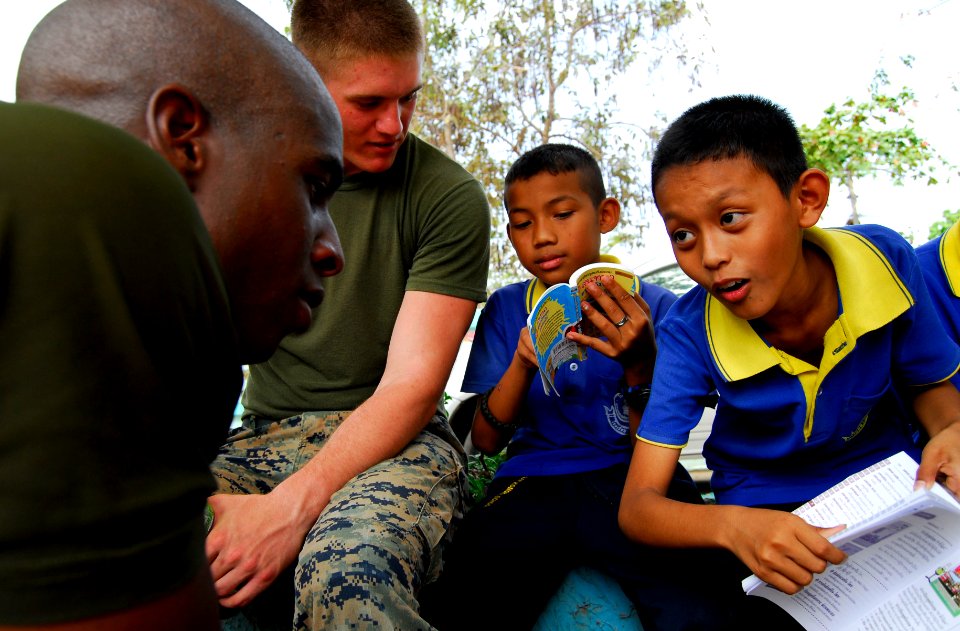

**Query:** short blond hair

left=291, top=0, right=424, bottom=70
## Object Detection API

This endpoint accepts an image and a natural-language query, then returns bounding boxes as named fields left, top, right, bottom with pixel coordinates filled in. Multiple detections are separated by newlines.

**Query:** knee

left=298, top=518, right=423, bottom=599
left=295, top=522, right=425, bottom=629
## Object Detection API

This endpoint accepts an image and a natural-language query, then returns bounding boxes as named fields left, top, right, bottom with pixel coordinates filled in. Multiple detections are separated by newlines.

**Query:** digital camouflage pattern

left=212, top=411, right=466, bottom=630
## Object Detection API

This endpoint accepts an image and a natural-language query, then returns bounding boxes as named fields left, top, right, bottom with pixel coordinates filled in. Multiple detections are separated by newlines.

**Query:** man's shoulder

left=2, top=101, right=98, bottom=134
left=396, top=134, right=483, bottom=190
left=1, top=102, right=174, bottom=177
left=368, top=133, right=487, bottom=220
left=0, top=102, right=195, bottom=221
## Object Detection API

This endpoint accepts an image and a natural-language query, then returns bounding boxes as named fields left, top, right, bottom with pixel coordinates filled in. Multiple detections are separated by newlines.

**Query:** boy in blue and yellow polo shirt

left=917, top=221, right=960, bottom=389
left=421, top=144, right=750, bottom=631
left=620, top=95, right=960, bottom=599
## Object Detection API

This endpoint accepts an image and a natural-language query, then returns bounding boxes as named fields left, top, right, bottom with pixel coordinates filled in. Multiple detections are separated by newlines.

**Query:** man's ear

left=597, top=197, right=621, bottom=234
left=145, top=84, right=208, bottom=190
left=795, top=168, right=830, bottom=229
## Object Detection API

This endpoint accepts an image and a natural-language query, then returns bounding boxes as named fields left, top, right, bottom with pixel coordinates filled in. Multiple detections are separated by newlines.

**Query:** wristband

left=479, top=389, right=518, bottom=433
left=623, top=383, right=652, bottom=412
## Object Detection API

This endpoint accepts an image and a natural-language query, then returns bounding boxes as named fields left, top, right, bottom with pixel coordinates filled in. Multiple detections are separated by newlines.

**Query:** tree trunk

left=845, top=169, right=860, bottom=225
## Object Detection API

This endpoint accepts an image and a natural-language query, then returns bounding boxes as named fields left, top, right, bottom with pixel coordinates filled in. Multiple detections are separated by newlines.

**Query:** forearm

left=619, top=486, right=745, bottom=550
left=471, top=353, right=535, bottom=453
left=620, top=441, right=747, bottom=552
left=913, top=381, right=960, bottom=491
left=913, top=380, right=960, bottom=437
left=275, top=379, right=443, bottom=523
left=274, top=290, right=474, bottom=519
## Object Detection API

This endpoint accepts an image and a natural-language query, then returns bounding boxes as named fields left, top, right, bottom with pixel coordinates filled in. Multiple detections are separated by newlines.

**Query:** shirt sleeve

left=405, top=174, right=491, bottom=304
left=892, top=240, right=960, bottom=386
left=637, top=314, right=716, bottom=447
left=461, top=288, right=520, bottom=394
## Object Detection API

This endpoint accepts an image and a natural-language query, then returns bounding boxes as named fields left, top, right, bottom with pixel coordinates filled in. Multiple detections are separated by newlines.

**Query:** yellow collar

left=524, top=254, right=622, bottom=314
left=940, top=222, right=960, bottom=298
left=707, top=226, right=915, bottom=382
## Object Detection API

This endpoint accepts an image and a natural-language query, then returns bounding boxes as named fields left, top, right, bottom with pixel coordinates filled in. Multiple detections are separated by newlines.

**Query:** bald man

left=3, top=0, right=344, bottom=629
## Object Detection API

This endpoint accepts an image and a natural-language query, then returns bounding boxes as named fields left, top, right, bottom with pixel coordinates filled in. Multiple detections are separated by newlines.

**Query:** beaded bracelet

left=479, top=389, right=518, bottom=433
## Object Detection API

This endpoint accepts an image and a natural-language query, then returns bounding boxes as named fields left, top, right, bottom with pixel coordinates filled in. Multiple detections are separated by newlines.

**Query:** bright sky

left=3, top=0, right=958, bottom=271
left=613, top=0, right=960, bottom=269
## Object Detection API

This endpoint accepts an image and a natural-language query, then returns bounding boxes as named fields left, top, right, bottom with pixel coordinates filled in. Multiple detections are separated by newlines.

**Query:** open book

left=526, top=262, right=638, bottom=395
left=744, top=451, right=960, bottom=630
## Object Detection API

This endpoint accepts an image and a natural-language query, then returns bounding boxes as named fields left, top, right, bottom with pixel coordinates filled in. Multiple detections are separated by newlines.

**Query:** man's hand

left=726, top=506, right=847, bottom=594
left=205, top=484, right=324, bottom=608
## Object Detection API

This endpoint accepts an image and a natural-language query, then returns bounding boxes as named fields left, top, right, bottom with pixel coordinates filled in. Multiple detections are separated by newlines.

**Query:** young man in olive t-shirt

left=206, top=1, right=491, bottom=629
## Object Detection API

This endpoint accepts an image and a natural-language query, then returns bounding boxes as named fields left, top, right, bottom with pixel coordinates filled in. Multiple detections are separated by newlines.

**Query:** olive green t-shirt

left=244, top=133, right=490, bottom=418
left=0, top=102, right=241, bottom=624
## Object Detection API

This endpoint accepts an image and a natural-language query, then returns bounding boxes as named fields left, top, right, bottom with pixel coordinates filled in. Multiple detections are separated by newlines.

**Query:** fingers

left=581, top=275, right=650, bottom=335
left=739, top=512, right=845, bottom=595
left=218, top=566, right=274, bottom=608
left=516, top=327, right=538, bottom=369
left=917, top=427, right=960, bottom=493
left=209, top=541, right=278, bottom=607
left=916, top=455, right=941, bottom=490
left=813, top=525, right=849, bottom=564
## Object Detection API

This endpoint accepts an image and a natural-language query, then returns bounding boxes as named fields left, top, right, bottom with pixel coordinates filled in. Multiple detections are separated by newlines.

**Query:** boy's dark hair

left=651, top=95, right=808, bottom=202
left=504, top=143, right=606, bottom=209
left=291, top=0, right=424, bottom=70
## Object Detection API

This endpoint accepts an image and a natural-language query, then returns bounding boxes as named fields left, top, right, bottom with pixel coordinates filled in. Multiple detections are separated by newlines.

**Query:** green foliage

left=466, top=449, right=507, bottom=505
left=413, top=0, right=701, bottom=290
left=799, top=69, right=950, bottom=225
left=928, top=209, right=960, bottom=241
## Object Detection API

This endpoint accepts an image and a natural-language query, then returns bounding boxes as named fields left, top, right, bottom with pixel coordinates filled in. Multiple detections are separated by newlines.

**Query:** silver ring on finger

left=614, top=315, right=629, bottom=328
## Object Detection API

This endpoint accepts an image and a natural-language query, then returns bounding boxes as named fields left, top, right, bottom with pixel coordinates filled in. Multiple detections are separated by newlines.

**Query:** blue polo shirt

left=917, top=222, right=960, bottom=390
left=463, top=262, right=677, bottom=478
left=638, top=224, right=960, bottom=507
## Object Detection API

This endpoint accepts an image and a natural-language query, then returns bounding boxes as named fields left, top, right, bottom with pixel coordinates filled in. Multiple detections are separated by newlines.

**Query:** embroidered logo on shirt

left=605, top=393, right=629, bottom=435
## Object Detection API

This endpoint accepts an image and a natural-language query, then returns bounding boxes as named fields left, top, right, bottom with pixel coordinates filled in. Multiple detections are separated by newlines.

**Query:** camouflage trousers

left=211, top=411, right=467, bottom=631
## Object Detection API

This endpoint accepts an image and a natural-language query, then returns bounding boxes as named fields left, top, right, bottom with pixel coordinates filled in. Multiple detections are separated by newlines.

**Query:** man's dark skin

left=9, top=0, right=344, bottom=628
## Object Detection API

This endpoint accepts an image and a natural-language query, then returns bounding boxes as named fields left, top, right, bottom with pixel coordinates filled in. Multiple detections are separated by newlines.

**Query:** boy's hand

left=913, top=382, right=960, bottom=494
left=567, top=275, right=655, bottom=381
left=917, top=422, right=960, bottom=495
left=727, top=506, right=847, bottom=594
left=514, top=327, right=538, bottom=371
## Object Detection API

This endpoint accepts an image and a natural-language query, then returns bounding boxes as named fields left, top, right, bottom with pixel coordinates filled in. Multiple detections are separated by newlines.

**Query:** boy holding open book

left=420, top=144, right=745, bottom=631
left=619, top=94, right=960, bottom=606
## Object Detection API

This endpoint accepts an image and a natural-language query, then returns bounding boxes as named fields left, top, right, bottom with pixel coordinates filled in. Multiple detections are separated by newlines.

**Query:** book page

left=570, top=262, right=639, bottom=300
left=526, top=283, right=583, bottom=395
left=743, top=452, right=923, bottom=594
left=794, top=451, right=920, bottom=529
left=569, top=262, right=638, bottom=338
left=749, top=493, right=960, bottom=630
